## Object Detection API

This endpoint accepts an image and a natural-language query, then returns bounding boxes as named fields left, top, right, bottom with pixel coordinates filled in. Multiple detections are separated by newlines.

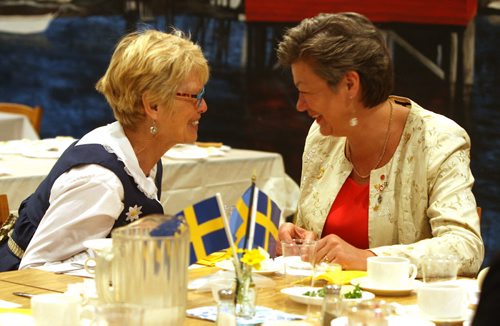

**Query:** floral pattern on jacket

left=296, top=96, right=484, bottom=276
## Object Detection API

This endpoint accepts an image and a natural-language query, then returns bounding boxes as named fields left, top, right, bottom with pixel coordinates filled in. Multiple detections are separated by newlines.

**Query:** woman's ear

left=142, top=93, right=159, bottom=119
left=344, top=70, right=360, bottom=98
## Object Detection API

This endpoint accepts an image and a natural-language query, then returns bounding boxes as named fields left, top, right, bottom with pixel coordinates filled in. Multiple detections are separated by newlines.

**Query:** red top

left=321, top=177, right=369, bottom=249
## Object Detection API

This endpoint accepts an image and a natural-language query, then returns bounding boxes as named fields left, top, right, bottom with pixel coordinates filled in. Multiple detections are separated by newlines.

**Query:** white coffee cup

left=31, top=293, right=80, bottom=326
left=367, top=256, right=417, bottom=289
left=417, top=283, right=468, bottom=320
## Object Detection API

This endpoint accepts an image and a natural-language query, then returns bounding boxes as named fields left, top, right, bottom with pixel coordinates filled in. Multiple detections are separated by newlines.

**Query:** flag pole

left=243, top=175, right=256, bottom=250
left=215, top=192, right=241, bottom=280
left=247, top=180, right=258, bottom=251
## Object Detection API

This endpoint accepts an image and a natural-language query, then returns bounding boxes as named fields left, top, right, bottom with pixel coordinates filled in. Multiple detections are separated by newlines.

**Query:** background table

left=0, top=146, right=299, bottom=219
left=0, top=112, right=39, bottom=141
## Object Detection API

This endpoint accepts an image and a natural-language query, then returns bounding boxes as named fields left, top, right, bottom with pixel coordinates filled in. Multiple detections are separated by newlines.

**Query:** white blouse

left=20, top=122, right=159, bottom=269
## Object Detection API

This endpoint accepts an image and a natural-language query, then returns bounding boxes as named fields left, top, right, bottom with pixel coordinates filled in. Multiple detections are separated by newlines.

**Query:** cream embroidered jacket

left=296, top=96, right=484, bottom=276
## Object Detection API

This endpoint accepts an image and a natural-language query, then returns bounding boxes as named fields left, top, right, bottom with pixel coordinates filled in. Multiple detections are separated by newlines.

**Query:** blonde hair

left=96, top=29, right=209, bottom=128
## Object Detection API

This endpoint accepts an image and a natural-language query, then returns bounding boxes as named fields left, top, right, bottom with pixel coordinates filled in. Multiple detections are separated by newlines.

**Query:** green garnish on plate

left=343, top=284, right=362, bottom=299
left=302, top=287, right=325, bottom=297
left=302, top=284, right=363, bottom=299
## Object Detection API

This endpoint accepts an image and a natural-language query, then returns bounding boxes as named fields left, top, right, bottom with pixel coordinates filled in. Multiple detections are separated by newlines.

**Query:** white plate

left=331, top=315, right=435, bottom=326
left=280, top=286, right=375, bottom=306
left=215, top=259, right=279, bottom=275
left=21, top=149, right=62, bottom=159
left=20, top=137, right=74, bottom=159
left=82, top=238, right=113, bottom=252
left=350, top=277, right=422, bottom=296
left=0, top=313, right=34, bottom=326
left=164, top=147, right=209, bottom=160
left=188, top=277, right=209, bottom=291
left=164, top=143, right=230, bottom=160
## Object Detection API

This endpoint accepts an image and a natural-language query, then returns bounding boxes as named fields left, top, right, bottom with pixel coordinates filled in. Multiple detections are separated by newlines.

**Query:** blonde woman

left=0, top=29, right=209, bottom=270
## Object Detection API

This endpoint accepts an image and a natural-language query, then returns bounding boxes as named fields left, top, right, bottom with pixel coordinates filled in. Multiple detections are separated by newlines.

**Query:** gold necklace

left=347, top=101, right=394, bottom=180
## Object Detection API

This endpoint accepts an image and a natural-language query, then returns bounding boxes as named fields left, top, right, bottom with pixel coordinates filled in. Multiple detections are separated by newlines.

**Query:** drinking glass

left=421, top=255, right=459, bottom=283
left=281, top=239, right=317, bottom=285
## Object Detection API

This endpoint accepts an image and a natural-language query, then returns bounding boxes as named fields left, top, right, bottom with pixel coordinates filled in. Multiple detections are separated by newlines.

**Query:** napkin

left=298, top=270, right=368, bottom=286
left=186, top=305, right=305, bottom=324
left=196, top=250, right=231, bottom=267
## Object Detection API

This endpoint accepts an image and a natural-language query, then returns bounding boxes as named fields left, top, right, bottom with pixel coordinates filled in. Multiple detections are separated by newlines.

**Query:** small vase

left=235, top=264, right=256, bottom=318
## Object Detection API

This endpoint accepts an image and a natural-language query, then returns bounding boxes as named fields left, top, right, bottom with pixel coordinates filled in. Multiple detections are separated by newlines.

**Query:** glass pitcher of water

left=93, top=214, right=190, bottom=325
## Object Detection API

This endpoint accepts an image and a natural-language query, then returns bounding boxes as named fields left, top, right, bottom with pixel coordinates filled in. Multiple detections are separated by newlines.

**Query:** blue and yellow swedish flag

left=230, top=184, right=281, bottom=257
left=176, top=196, right=229, bottom=265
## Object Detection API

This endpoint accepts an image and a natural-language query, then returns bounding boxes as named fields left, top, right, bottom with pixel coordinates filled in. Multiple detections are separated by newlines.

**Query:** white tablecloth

left=0, top=140, right=299, bottom=220
left=0, top=112, right=39, bottom=141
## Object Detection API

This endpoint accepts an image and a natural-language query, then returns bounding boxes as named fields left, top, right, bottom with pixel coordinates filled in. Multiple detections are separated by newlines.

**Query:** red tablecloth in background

left=245, top=0, right=477, bottom=26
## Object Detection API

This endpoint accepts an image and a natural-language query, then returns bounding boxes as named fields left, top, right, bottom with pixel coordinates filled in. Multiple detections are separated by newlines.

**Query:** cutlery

left=71, top=262, right=94, bottom=270
left=13, top=292, right=34, bottom=298
left=54, top=267, right=84, bottom=274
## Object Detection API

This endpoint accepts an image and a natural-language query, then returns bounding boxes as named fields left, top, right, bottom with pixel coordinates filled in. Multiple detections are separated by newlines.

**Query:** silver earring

left=150, top=121, right=158, bottom=135
left=349, top=117, right=358, bottom=127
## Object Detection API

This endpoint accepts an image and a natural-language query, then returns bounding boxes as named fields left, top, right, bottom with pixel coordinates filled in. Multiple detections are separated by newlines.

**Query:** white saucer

left=350, top=277, right=422, bottom=296
left=215, top=259, right=279, bottom=275
left=421, top=308, right=473, bottom=324
left=396, top=303, right=473, bottom=324
left=330, top=315, right=434, bottom=326
left=280, top=286, right=375, bottom=306
left=0, top=312, right=34, bottom=326
left=427, top=315, right=467, bottom=323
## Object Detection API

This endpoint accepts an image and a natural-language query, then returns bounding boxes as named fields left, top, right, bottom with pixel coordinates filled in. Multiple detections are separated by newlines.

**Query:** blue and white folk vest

left=0, top=142, right=163, bottom=271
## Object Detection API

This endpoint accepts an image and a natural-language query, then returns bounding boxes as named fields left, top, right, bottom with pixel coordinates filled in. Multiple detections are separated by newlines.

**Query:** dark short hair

left=277, top=12, right=393, bottom=107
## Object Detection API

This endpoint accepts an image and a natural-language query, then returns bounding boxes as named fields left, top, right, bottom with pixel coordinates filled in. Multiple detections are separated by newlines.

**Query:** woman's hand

left=315, top=233, right=375, bottom=270
left=276, top=222, right=317, bottom=255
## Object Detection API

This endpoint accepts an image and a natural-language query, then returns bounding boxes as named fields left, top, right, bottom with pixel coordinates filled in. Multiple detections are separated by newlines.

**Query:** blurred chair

left=0, top=194, right=9, bottom=226
left=0, top=194, right=17, bottom=243
left=478, top=206, right=482, bottom=223
left=0, top=102, right=43, bottom=135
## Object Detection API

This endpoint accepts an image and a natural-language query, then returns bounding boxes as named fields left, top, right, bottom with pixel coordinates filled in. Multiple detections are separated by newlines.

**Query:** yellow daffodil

left=240, top=247, right=266, bottom=270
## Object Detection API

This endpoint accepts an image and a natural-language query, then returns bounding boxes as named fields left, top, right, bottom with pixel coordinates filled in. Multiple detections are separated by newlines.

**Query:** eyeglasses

left=175, top=87, right=205, bottom=108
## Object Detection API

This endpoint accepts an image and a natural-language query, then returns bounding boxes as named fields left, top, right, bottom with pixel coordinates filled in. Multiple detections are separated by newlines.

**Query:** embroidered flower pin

left=126, top=205, right=143, bottom=222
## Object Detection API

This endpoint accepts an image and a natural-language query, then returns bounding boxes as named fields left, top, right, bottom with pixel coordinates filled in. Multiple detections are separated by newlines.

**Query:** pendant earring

left=150, top=120, right=158, bottom=135
left=349, top=117, right=358, bottom=127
